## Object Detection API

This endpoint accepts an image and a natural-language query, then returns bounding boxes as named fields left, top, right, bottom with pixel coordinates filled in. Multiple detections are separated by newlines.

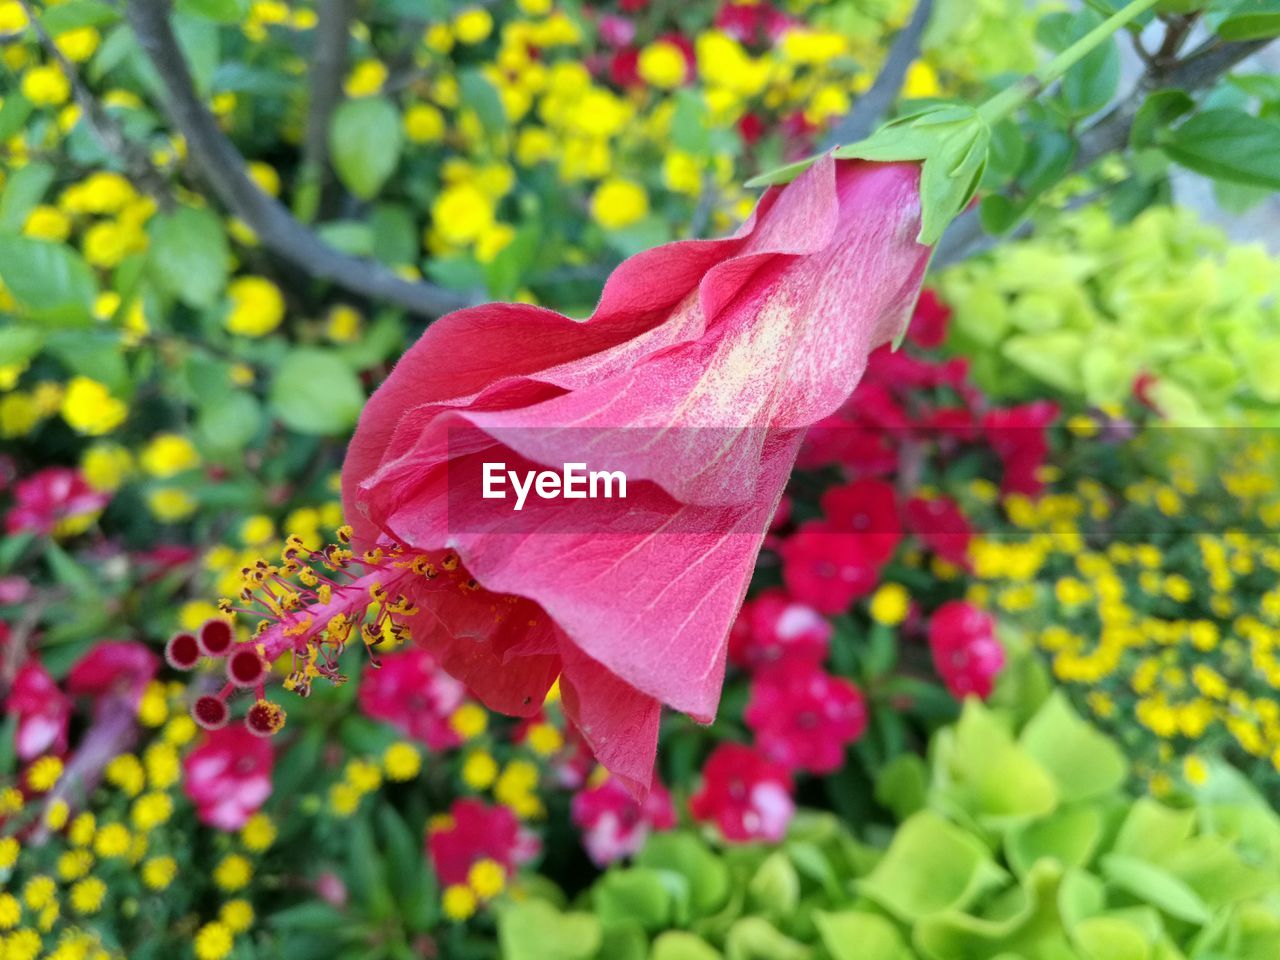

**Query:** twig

left=124, top=0, right=473, bottom=318
left=933, top=35, right=1274, bottom=269
left=299, top=0, right=350, bottom=221
left=822, top=0, right=936, bottom=150
left=16, top=0, right=174, bottom=209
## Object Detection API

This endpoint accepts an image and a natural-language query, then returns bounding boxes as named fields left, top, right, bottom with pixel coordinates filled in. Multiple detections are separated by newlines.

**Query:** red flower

left=428, top=799, right=540, bottom=886
left=927, top=601, right=1005, bottom=701
left=689, top=743, right=794, bottom=843
left=239, top=157, right=929, bottom=796
left=183, top=726, right=274, bottom=830
left=356, top=648, right=466, bottom=751
left=744, top=662, right=866, bottom=773
left=571, top=775, right=676, bottom=866
left=983, top=401, right=1059, bottom=496
left=66, top=641, right=159, bottom=715
left=820, top=478, right=901, bottom=563
left=779, top=522, right=884, bottom=614
left=5, top=467, right=109, bottom=536
left=714, top=1, right=793, bottom=45
left=728, top=588, right=830, bottom=672
left=7, top=660, right=70, bottom=760
left=904, top=494, right=972, bottom=569
left=906, top=288, right=951, bottom=349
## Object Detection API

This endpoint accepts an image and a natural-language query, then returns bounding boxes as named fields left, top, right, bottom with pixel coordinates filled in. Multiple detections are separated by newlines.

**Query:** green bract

left=503, top=694, right=1280, bottom=960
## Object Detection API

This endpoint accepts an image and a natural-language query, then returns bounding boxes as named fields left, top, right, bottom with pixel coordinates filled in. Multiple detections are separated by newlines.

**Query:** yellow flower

left=22, top=205, right=71, bottom=242
left=93, top=823, right=131, bottom=858
left=69, top=877, right=106, bottom=915
left=56, top=26, right=100, bottom=63
left=462, top=750, right=498, bottom=790
left=26, top=755, right=63, bottom=792
left=240, top=813, right=277, bottom=852
left=194, top=921, right=234, bottom=960
left=452, top=8, right=493, bottom=44
left=239, top=513, right=275, bottom=546
left=0, top=0, right=29, bottom=32
left=344, top=59, right=387, bottom=98
left=325, top=304, right=363, bottom=343
left=220, top=899, right=255, bottom=934
left=1183, top=755, right=1209, bottom=786
left=44, top=799, right=69, bottom=830
left=404, top=103, right=446, bottom=143
left=4, top=929, right=40, bottom=960
left=517, top=0, right=551, bottom=13
left=0, top=892, right=19, bottom=929
left=868, top=583, right=910, bottom=626
left=22, top=64, right=71, bottom=107
left=590, top=178, right=648, bottom=231
left=81, top=443, right=133, bottom=492
left=383, top=742, right=422, bottom=781
left=56, top=849, right=92, bottom=881
left=637, top=41, right=687, bottom=89
left=22, top=876, right=56, bottom=910
left=142, top=856, right=178, bottom=890
left=345, top=758, right=383, bottom=794
left=147, top=487, right=198, bottom=522
left=442, top=883, right=478, bottom=921
left=467, top=858, right=506, bottom=899
left=61, top=377, right=127, bottom=435
left=431, top=183, right=495, bottom=246
left=213, top=854, right=253, bottom=892
left=67, top=813, right=95, bottom=847
left=902, top=61, right=941, bottom=99
left=0, top=836, right=20, bottom=869
left=450, top=703, right=488, bottom=739
left=225, top=276, right=286, bottom=337
left=140, top=433, right=200, bottom=478
left=329, top=783, right=361, bottom=817
left=525, top=722, right=563, bottom=757
left=130, top=791, right=174, bottom=831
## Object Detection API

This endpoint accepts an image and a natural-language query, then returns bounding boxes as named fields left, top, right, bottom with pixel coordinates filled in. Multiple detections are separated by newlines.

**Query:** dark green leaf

left=175, top=0, right=248, bottom=22
left=1215, top=0, right=1280, bottom=39
left=0, top=237, right=97, bottom=323
left=0, top=163, right=54, bottom=234
left=1130, top=90, right=1195, bottom=148
left=39, top=0, right=120, bottom=33
left=1164, top=108, right=1280, bottom=189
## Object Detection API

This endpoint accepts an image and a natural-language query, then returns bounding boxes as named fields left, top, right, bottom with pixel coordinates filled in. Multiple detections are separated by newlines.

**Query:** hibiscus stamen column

left=163, top=525, right=459, bottom=738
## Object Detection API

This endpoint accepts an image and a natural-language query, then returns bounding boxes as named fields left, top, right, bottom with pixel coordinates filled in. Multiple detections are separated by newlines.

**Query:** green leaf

left=0, top=237, right=96, bottom=323
left=594, top=868, right=673, bottom=932
left=1216, top=0, right=1280, bottom=40
left=637, top=834, right=731, bottom=919
left=378, top=806, right=437, bottom=932
left=149, top=205, right=230, bottom=308
left=175, top=0, right=248, bottom=22
left=1101, top=854, right=1211, bottom=924
left=1019, top=692, right=1127, bottom=803
left=196, top=390, right=261, bottom=454
left=0, top=162, right=55, bottom=233
left=874, top=754, right=929, bottom=821
left=1006, top=804, right=1104, bottom=877
left=0, top=326, right=45, bottom=367
left=269, top=348, right=366, bottom=436
left=1112, top=798, right=1196, bottom=865
left=39, top=0, right=120, bottom=33
left=1040, top=10, right=1121, bottom=117
left=815, top=911, right=912, bottom=960
left=0, top=96, right=32, bottom=142
left=497, top=900, right=602, bottom=960
left=1071, top=916, right=1152, bottom=960
left=651, top=931, right=722, bottom=960
left=858, top=811, right=1005, bottom=922
left=1164, top=109, right=1280, bottom=189
left=459, top=69, right=508, bottom=136
left=1130, top=90, right=1195, bottom=149
left=672, top=89, right=712, bottom=156
left=330, top=97, right=403, bottom=201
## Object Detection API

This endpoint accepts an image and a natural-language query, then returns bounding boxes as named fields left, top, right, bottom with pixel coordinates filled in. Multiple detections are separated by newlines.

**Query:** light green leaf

left=815, top=911, right=912, bottom=960
left=330, top=97, right=403, bottom=201
left=1101, top=855, right=1211, bottom=924
left=269, top=348, right=366, bottom=436
left=0, top=237, right=97, bottom=323
left=497, top=900, right=602, bottom=960
left=593, top=868, right=673, bottom=932
left=1019, top=692, right=1127, bottom=803
left=149, top=205, right=230, bottom=308
left=0, top=162, right=55, bottom=233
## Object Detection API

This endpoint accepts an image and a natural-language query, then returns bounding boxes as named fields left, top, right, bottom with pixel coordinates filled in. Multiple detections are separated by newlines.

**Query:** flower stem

left=978, top=0, right=1162, bottom=123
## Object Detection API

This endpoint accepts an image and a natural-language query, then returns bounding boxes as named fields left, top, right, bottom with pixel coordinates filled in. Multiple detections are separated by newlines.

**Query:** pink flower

left=571, top=775, right=676, bottom=866
left=728, top=589, right=830, bottom=672
left=779, top=522, right=884, bottom=614
left=714, top=1, right=793, bottom=45
left=820, top=478, right=902, bottom=562
left=428, top=799, right=540, bottom=885
left=5, top=467, right=109, bottom=536
left=66, top=641, right=159, bottom=715
left=906, top=288, right=951, bottom=349
left=983, top=401, right=1059, bottom=496
left=356, top=648, right=466, bottom=751
left=744, top=662, right=866, bottom=773
left=242, top=157, right=929, bottom=796
left=689, top=743, right=794, bottom=843
left=928, top=601, right=1005, bottom=701
left=7, top=660, right=70, bottom=760
left=904, top=494, right=972, bottom=570
left=183, top=726, right=274, bottom=830
left=597, top=14, right=636, bottom=47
